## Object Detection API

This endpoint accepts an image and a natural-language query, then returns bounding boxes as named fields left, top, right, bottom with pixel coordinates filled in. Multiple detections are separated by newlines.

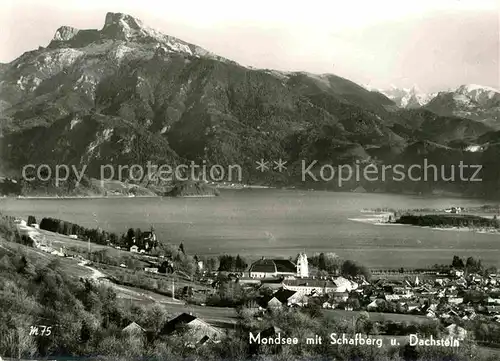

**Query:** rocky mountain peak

left=101, top=12, right=147, bottom=40
left=378, top=85, right=435, bottom=109
left=53, top=26, right=80, bottom=41
left=455, top=84, right=500, bottom=104
left=103, top=12, right=144, bottom=31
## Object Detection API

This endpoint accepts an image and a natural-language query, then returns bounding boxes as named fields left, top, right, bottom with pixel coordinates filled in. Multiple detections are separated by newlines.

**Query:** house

left=450, top=269, right=464, bottom=277
left=144, top=267, right=159, bottom=273
left=266, top=297, right=284, bottom=310
left=160, top=313, right=223, bottom=346
left=330, top=292, right=349, bottom=303
left=122, top=322, right=146, bottom=337
left=385, top=294, right=400, bottom=302
left=427, top=303, right=438, bottom=312
left=282, top=279, right=338, bottom=295
left=130, top=245, right=139, bottom=253
left=249, top=258, right=297, bottom=278
left=332, top=276, right=358, bottom=293
left=322, top=301, right=334, bottom=309
left=441, top=310, right=459, bottom=319
left=367, top=299, right=386, bottom=311
left=50, top=249, right=65, bottom=257
left=487, top=297, right=500, bottom=305
left=259, top=278, right=285, bottom=291
left=445, top=207, right=462, bottom=214
left=426, top=310, right=437, bottom=319
left=258, top=295, right=284, bottom=310
left=462, top=309, right=476, bottom=320
left=486, top=306, right=500, bottom=315
left=448, top=297, right=463, bottom=305
left=236, top=277, right=261, bottom=286
left=141, top=231, right=157, bottom=243
left=405, top=302, right=420, bottom=312
left=272, top=289, right=308, bottom=307
left=39, top=244, right=53, bottom=253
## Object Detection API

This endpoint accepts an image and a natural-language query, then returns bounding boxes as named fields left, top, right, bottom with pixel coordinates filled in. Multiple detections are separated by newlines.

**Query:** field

left=0, top=238, right=94, bottom=279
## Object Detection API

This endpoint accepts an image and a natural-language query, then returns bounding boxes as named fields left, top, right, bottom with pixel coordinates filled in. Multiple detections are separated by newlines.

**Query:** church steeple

left=296, top=253, right=309, bottom=278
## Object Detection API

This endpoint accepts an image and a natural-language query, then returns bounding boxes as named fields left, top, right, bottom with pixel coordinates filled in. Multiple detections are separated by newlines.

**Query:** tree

left=235, top=255, right=248, bottom=272
left=218, top=255, right=236, bottom=272
left=347, top=297, right=361, bottom=311
left=134, top=228, right=142, bottom=248
left=108, top=233, right=118, bottom=245
left=27, top=216, right=36, bottom=226
left=317, top=270, right=329, bottom=278
left=302, top=298, right=323, bottom=318
left=466, top=256, right=475, bottom=269
left=323, top=252, right=341, bottom=274
left=179, top=242, right=185, bottom=255
left=318, top=252, right=326, bottom=271
left=205, top=256, right=220, bottom=273
left=341, top=260, right=371, bottom=280
left=126, top=228, right=135, bottom=246
left=452, top=255, right=465, bottom=269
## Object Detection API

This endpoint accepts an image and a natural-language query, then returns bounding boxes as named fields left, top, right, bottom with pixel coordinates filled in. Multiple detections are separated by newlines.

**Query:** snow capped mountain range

left=426, top=84, right=500, bottom=128
left=375, top=85, right=437, bottom=108
left=453, top=84, right=500, bottom=107
left=366, top=84, right=499, bottom=107
left=365, top=83, right=500, bottom=128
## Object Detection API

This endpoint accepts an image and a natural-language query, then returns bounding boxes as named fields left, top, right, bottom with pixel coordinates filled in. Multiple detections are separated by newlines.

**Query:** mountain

left=0, top=12, right=497, bottom=196
left=0, top=13, right=402, bottom=175
left=375, top=85, right=436, bottom=108
left=372, top=84, right=500, bottom=130
left=424, top=84, right=500, bottom=129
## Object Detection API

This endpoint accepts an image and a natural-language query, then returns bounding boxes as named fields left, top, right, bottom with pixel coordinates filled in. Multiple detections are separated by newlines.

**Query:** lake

left=1, top=190, right=499, bottom=268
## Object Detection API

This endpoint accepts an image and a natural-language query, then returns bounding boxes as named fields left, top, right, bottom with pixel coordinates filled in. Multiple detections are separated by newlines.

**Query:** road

left=77, top=260, right=238, bottom=327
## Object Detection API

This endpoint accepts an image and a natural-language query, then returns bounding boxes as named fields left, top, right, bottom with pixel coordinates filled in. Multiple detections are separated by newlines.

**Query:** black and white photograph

left=0, top=0, right=499, bottom=360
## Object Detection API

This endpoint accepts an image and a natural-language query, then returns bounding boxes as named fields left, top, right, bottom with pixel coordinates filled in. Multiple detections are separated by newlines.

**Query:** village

left=10, top=215, right=500, bottom=350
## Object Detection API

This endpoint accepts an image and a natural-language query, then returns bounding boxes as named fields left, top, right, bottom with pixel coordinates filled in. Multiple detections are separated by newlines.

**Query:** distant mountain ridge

left=372, top=85, right=436, bottom=108
left=370, top=84, right=500, bottom=129
left=425, top=84, right=500, bottom=129
left=1, top=12, right=499, bottom=197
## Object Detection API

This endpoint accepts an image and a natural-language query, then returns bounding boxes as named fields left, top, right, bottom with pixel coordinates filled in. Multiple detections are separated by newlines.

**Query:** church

left=248, top=253, right=309, bottom=278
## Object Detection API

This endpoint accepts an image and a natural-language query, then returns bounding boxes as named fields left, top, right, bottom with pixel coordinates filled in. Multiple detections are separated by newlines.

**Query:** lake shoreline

left=3, top=190, right=500, bottom=269
left=11, top=195, right=159, bottom=200
left=351, top=209, right=500, bottom=236
left=4, top=185, right=498, bottom=200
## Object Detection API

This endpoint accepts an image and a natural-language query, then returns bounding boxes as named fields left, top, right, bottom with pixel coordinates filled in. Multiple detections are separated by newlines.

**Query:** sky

left=1, top=0, right=499, bottom=92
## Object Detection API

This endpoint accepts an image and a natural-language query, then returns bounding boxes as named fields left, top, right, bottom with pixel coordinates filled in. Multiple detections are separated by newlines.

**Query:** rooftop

left=249, top=258, right=296, bottom=274
left=250, top=259, right=276, bottom=273
left=283, top=278, right=337, bottom=288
